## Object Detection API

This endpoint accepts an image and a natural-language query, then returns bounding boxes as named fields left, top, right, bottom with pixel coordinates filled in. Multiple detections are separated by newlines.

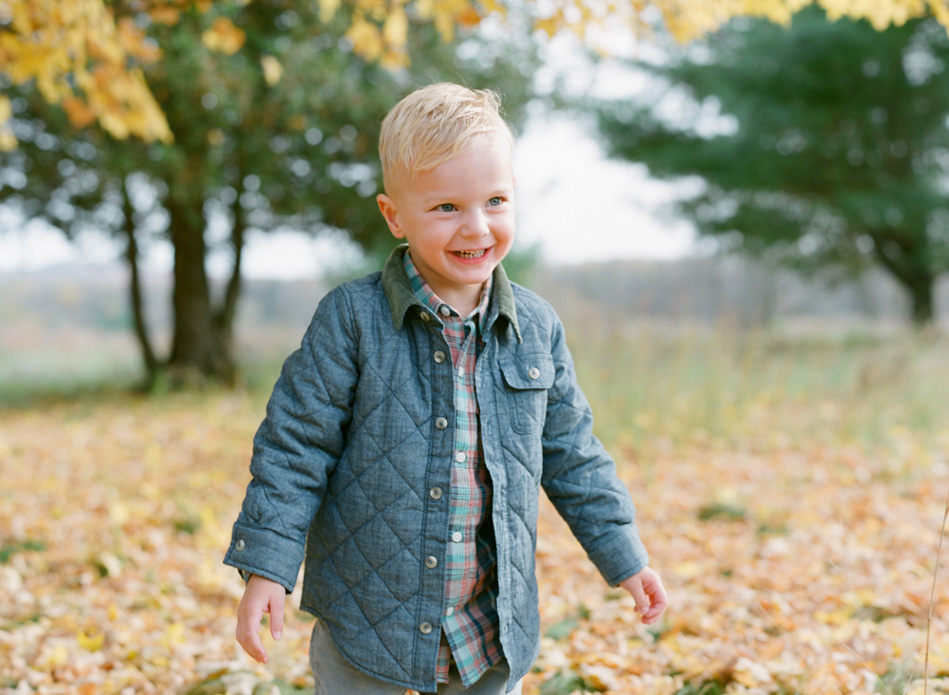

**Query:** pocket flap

left=499, top=355, right=554, bottom=390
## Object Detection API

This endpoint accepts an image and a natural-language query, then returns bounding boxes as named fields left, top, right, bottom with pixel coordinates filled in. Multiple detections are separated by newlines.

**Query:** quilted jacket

left=223, top=245, right=649, bottom=693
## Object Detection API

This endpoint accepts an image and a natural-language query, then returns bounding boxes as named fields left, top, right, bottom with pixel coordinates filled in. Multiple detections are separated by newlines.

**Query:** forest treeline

left=4, top=255, right=946, bottom=348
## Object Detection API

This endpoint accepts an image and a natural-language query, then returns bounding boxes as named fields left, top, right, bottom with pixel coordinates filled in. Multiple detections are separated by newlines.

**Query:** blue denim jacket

left=224, top=245, right=648, bottom=693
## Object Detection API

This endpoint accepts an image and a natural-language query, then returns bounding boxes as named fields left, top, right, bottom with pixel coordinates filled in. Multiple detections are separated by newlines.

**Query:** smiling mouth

left=452, top=249, right=488, bottom=259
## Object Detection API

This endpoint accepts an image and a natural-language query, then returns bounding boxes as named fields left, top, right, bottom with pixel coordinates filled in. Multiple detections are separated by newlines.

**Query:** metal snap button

left=420, top=622, right=433, bottom=634
left=434, top=351, right=446, bottom=364
left=235, top=539, right=245, bottom=551
left=425, top=556, right=438, bottom=569
left=528, top=367, right=540, bottom=380
left=420, top=311, right=431, bottom=322
left=435, top=417, right=448, bottom=430
left=430, top=487, right=443, bottom=500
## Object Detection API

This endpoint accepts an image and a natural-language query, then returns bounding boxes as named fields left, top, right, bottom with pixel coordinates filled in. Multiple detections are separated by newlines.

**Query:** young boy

left=224, top=83, right=667, bottom=695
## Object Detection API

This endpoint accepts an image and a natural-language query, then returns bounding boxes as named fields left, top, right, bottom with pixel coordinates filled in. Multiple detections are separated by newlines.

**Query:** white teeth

left=454, top=249, right=486, bottom=259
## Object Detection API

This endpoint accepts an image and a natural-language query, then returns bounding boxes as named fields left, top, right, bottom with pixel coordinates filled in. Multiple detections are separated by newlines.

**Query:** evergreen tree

left=596, top=6, right=949, bottom=324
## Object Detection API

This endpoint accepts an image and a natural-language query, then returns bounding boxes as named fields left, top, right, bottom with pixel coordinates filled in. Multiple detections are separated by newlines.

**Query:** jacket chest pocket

left=499, top=355, right=554, bottom=434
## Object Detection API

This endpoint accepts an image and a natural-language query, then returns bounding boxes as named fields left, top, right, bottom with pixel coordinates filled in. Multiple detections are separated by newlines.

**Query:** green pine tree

left=597, top=6, right=949, bottom=325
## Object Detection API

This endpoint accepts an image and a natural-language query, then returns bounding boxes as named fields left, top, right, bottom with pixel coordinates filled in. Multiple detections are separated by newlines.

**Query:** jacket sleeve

left=539, top=314, right=649, bottom=587
left=223, top=286, right=359, bottom=592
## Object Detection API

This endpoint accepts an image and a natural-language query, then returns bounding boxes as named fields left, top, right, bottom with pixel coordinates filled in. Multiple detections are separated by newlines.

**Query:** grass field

left=1, top=324, right=948, bottom=694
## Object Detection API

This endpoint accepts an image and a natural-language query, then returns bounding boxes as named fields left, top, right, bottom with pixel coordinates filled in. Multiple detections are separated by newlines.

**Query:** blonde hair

left=379, top=82, right=514, bottom=191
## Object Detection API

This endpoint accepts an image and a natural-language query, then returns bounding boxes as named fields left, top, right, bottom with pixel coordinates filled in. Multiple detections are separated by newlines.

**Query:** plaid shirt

left=404, top=252, right=503, bottom=687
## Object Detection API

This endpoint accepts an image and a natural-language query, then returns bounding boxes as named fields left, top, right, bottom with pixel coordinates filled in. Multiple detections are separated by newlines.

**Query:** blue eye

left=488, top=197, right=503, bottom=207
left=436, top=203, right=456, bottom=212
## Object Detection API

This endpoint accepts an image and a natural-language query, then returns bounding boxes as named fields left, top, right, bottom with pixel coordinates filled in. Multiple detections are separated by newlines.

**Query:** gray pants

left=309, top=620, right=523, bottom=695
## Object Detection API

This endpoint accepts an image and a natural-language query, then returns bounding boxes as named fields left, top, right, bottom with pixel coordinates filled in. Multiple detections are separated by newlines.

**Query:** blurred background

left=2, top=1, right=948, bottom=399
left=3, top=2, right=949, bottom=694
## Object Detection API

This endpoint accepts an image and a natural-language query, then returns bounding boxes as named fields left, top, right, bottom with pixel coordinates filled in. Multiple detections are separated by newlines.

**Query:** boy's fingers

left=269, top=595, right=284, bottom=641
left=627, top=579, right=650, bottom=614
left=237, top=604, right=268, bottom=663
left=240, top=621, right=267, bottom=662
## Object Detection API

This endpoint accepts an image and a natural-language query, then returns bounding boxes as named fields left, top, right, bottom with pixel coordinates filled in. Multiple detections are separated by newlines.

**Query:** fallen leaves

left=1, top=391, right=948, bottom=694
left=528, top=438, right=949, bottom=694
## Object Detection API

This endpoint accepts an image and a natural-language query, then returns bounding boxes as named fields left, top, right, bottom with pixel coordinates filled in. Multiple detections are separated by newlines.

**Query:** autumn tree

left=6, top=1, right=949, bottom=151
left=1, top=1, right=537, bottom=384
left=596, top=6, right=949, bottom=324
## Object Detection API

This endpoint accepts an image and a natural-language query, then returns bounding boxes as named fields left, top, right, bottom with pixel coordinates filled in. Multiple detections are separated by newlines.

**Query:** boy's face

left=377, top=134, right=515, bottom=312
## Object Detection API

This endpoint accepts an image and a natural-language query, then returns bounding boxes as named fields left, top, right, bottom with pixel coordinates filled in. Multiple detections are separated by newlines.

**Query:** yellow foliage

left=77, top=629, right=105, bottom=652
left=0, top=95, right=15, bottom=150
left=260, top=54, right=284, bottom=86
left=202, top=16, right=246, bottom=55
left=4, top=0, right=949, bottom=148
left=0, top=0, right=172, bottom=143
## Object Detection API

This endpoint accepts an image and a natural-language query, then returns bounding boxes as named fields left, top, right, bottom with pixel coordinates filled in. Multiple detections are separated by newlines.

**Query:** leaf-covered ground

left=2, top=391, right=949, bottom=694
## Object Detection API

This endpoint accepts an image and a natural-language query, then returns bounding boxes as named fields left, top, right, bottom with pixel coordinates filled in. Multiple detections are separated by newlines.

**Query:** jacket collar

left=382, top=244, right=522, bottom=343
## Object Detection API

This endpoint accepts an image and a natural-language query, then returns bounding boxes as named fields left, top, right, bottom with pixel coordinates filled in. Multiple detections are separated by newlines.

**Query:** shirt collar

left=381, top=244, right=521, bottom=342
left=402, top=250, right=492, bottom=330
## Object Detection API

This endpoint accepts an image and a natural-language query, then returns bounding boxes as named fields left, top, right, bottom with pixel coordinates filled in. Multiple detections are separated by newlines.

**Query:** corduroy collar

left=381, top=244, right=522, bottom=343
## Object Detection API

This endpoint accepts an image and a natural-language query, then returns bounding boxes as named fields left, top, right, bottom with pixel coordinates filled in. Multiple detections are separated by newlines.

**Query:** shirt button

left=435, top=417, right=448, bottom=430
left=439, top=305, right=451, bottom=317
left=528, top=367, right=541, bottom=380
left=457, top=367, right=465, bottom=378
left=420, top=312, right=432, bottom=323
left=430, top=487, right=443, bottom=500
left=235, top=539, right=245, bottom=551
left=451, top=531, right=463, bottom=542
left=454, top=451, right=466, bottom=463
left=445, top=607, right=455, bottom=616
left=433, top=350, right=446, bottom=364
left=425, top=556, right=438, bottom=569
left=420, top=622, right=433, bottom=635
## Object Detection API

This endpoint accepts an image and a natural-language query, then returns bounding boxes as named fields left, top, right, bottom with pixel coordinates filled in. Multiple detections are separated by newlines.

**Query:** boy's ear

left=376, top=194, right=406, bottom=239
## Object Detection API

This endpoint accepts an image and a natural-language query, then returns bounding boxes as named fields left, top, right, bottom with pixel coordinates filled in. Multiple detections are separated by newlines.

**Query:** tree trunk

left=213, top=171, right=246, bottom=375
left=872, top=239, right=935, bottom=327
left=907, top=275, right=934, bottom=326
left=121, top=178, right=160, bottom=386
left=166, top=190, right=235, bottom=383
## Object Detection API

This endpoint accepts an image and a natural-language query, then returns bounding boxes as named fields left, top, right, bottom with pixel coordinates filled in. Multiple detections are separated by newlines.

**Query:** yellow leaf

left=260, top=55, right=283, bottom=86
left=78, top=630, right=105, bottom=652
left=318, top=0, right=341, bottom=23
left=346, top=16, right=384, bottom=61
left=456, top=5, right=483, bottom=27
left=202, top=17, right=246, bottom=55
left=0, top=95, right=14, bottom=151
left=383, top=6, right=409, bottom=49
left=149, top=6, right=182, bottom=25
left=62, top=96, right=96, bottom=128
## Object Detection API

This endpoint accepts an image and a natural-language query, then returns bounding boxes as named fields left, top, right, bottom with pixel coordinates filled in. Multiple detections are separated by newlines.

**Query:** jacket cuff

left=223, top=521, right=305, bottom=593
left=586, top=531, right=650, bottom=588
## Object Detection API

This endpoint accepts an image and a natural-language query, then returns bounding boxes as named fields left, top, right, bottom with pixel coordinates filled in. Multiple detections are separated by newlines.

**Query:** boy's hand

left=236, top=574, right=286, bottom=663
left=619, top=567, right=668, bottom=625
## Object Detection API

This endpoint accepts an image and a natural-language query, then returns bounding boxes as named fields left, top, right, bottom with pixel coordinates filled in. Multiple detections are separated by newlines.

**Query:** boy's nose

left=461, top=210, right=490, bottom=237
